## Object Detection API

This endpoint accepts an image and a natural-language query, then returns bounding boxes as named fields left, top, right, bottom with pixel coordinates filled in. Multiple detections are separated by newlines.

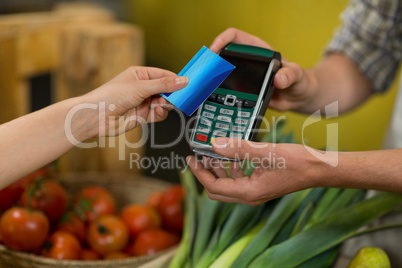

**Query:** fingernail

left=175, top=76, right=188, bottom=85
left=186, top=156, right=191, bottom=164
left=213, top=137, right=228, bottom=149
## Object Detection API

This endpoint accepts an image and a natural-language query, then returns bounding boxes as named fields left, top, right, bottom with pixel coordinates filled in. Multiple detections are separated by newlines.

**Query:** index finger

left=112, top=66, right=178, bottom=84
left=210, top=28, right=238, bottom=53
left=210, top=28, right=273, bottom=53
left=142, top=67, right=178, bottom=80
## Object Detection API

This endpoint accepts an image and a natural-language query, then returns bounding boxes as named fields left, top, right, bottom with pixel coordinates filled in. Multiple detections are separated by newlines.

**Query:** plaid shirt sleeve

left=326, top=0, right=402, bottom=93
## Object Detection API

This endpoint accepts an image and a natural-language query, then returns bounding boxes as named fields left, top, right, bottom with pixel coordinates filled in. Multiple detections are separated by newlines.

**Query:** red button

left=196, top=134, right=208, bottom=143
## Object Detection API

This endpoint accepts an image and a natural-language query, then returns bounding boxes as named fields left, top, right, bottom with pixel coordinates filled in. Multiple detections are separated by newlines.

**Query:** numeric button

left=200, top=118, right=212, bottom=127
left=202, top=111, right=214, bottom=119
left=233, top=126, right=246, bottom=132
left=235, top=118, right=248, bottom=125
left=217, top=115, right=231, bottom=123
left=204, top=104, right=217, bottom=112
left=215, top=123, right=230, bottom=131
left=220, top=108, right=234, bottom=116
left=237, top=111, right=251, bottom=118
left=198, top=126, right=210, bottom=134
left=212, top=130, right=227, bottom=137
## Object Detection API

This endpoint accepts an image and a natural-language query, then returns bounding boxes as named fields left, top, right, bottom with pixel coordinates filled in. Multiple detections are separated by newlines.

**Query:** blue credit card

left=161, top=46, right=235, bottom=116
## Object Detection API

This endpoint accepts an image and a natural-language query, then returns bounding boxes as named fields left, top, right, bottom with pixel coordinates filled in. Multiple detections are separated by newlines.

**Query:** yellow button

left=210, top=137, right=215, bottom=144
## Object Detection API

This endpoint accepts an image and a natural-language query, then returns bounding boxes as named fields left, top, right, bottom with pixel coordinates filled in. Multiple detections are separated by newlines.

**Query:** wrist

left=302, top=147, right=339, bottom=188
left=308, top=150, right=361, bottom=189
left=63, top=96, right=100, bottom=143
left=289, top=68, right=321, bottom=114
left=300, top=69, right=321, bottom=112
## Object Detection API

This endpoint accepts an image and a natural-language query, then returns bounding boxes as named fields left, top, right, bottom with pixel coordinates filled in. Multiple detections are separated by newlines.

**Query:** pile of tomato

left=0, top=168, right=184, bottom=261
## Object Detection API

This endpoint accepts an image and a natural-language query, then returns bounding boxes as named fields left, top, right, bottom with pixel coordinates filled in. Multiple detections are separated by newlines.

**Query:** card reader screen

left=219, top=55, right=269, bottom=95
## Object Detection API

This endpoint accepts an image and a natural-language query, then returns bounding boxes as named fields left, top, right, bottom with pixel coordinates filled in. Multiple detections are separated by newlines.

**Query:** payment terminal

left=189, top=44, right=281, bottom=160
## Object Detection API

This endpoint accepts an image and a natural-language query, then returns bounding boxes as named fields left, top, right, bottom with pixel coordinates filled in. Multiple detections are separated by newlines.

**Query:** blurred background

left=0, top=0, right=398, bottom=182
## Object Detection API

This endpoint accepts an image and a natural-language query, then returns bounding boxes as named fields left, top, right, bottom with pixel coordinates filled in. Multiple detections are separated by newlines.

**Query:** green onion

left=249, top=192, right=402, bottom=268
left=168, top=168, right=198, bottom=268
left=316, top=189, right=360, bottom=221
left=191, top=191, right=220, bottom=263
left=304, top=188, right=342, bottom=229
left=169, top=119, right=402, bottom=268
left=295, top=245, right=341, bottom=268
left=231, top=189, right=311, bottom=268
left=209, top=219, right=266, bottom=268
left=271, top=187, right=326, bottom=245
left=195, top=203, right=265, bottom=268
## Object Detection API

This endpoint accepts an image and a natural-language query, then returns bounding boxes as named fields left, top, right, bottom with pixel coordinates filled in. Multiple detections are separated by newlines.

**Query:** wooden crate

left=0, top=2, right=145, bottom=173
left=0, top=2, right=113, bottom=122
left=56, top=22, right=145, bottom=173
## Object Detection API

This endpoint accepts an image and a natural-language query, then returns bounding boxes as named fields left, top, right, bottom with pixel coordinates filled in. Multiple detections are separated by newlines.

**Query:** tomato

left=0, top=207, right=49, bottom=252
left=120, top=204, right=161, bottom=237
left=104, top=252, right=129, bottom=259
left=42, top=231, right=81, bottom=260
left=81, top=249, right=100, bottom=260
left=75, top=187, right=115, bottom=222
left=0, top=167, right=49, bottom=212
left=146, top=191, right=164, bottom=208
left=157, top=185, right=185, bottom=232
left=87, top=215, right=129, bottom=256
left=56, top=212, right=86, bottom=244
left=0, top=187, right=20, bottom=213
left=127, top=229, right=180, bottom=256
left=20, top=179, right=68, bottom=224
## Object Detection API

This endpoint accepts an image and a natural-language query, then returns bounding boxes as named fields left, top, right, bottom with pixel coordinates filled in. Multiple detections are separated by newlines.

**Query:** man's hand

left=210, top=28, right=318, bottom=113
left=210, top=27, right=273, bottom=53
left=210, top=28, right=372, bottom=114
left=186, top=137, right=322, bottom=205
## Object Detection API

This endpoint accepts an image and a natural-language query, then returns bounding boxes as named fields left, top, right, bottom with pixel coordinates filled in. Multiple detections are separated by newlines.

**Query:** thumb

left=273, top=62, right=303, bottom=89
left=136, top=76, right=188, bottom=99
left=212, top=137, right=270, bottom=160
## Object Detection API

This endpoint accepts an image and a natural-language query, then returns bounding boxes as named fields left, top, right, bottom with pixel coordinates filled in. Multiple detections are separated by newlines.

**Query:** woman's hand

left=83, top=66, right=188, bottom=137
left=0, top=66, right=188, bottom=188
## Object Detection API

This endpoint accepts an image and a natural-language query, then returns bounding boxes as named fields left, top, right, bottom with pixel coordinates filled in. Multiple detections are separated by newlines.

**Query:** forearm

left=296, top=53, right=373, bottom=115
left=316, top=149, right=402, bottom=193
left=0, top=96, right=98, bottom=189
left=0, top=66, right=187, bottom=189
